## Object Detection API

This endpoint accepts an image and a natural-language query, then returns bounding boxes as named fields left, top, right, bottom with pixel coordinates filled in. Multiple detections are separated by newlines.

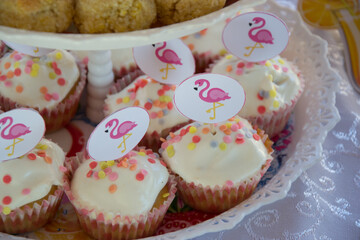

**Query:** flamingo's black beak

left=152, top=44, right=155, bottom=47
left=194, top=87, right=198, bottom=91
left=249, top=22, right=252, bottom=26
left=105, top=129, right=109, bottom=133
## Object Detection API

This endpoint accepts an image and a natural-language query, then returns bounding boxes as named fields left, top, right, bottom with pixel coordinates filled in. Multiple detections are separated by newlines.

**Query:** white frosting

left=0, top=50, right=79, bottom=110
left=161, top=117, right=272, bottom=187
left=71, top=151, right=169, bottom=216
left=0, top=138, right=65, bottom=212
left=210, top=55, right=301, bottom=117
left=104, top=75, right=188, bottom=135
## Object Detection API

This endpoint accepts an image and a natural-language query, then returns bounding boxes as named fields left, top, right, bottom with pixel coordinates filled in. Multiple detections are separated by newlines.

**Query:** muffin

left=74, top=0, right=157, bottom=33
left=0, top=0, right=74, bottom=32
left=210, top=55, right=304, bottom=137
left=155, top=0, right=226, bottom=25
left=64, top=149, right=177, bottom=239
left=104, top=74, right=190, bottom=151
left=0, top=50, right=86, bottom=132
left=0, top=138, right=66, bottom=234
left=160, top=116, right=273, bottom=213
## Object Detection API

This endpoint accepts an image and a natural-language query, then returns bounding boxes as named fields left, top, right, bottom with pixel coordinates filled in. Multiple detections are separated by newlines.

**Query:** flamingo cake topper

left=133, top=38, right=195, bottom=85
left=222, top=12, right=289, bottom=62
left=87, top=107, right=150, bottom=162
left=0, top=109, right=45, bottom=162
left=174, top=73, right=245, bottom=124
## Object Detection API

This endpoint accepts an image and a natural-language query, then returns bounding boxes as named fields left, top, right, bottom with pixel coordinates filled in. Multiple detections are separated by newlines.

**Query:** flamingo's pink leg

left=118, top=133, right=132, bottom=153
left=206, top=102, right=224, bottom=120
left=5, top=138, right=24, bottom=156
left=244, top=42, right=264, bottom=57
left=160, top=64, right=176, bottom=80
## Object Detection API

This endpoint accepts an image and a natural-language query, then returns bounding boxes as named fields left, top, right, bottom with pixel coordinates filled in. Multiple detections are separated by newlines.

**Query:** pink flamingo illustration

left=244, top=17, right=274, bottom=57
left=0, top=117, right=31, bottom=156
left=105, top=119, right=137, bottom=153
left=153, top=42, right=182, bottom=80
left=193, top=79, right=231, bottom=120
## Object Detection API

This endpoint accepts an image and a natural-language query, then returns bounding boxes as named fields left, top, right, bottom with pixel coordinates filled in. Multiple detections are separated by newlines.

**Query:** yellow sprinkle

left=225, top=54, right=233, bottom=60
left=47, top=62, right=53, bottom=68
left=273, top=101, right=280, bottom=108
left=219, top=142, right=227, bottom=151
left=14, top=61, right=20, bottom=68
left=166, top=145, right=175, bottom=158
left=265, top=61, right=271, bottom=67
left=159, top=95, right=172, bottom=103
left=36, top=144, right=48, bottom=150
left=189, top=126, right=197, bottom=134
left=187, top=142, right=196, bottom=150
left=30, top=70, right=38, bottom=77
left=162, top=193, right=170, bottom=198
left=225, top=122, right=232, bottom=129
left=98, top=171, right=106, bottom=179
left=123, top=96, right=130, bottom=103
left=55, top=52, right=63, bottom=60
left=269, top=89, right=277, bottom=98
left=219, top=49, right=227, bottom=56
left=137, top=152, right=146, bottom=156
left=2, top=207, right=11, bottom=215
left=107, top=160, right=115, bottom=166
left=267, top=74, right=273, bottom=82
left=33, top=58, right=40, bottom=63
left=32, top=63, right=40, bottom=70
left=278, top=58, right=285, bottom=65
left=49, top=72, right=56, bottom=79
left=100, top=162, right=108, bottom=170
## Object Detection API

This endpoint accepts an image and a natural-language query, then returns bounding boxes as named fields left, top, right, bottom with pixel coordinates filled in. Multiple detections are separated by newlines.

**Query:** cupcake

left=210, top=55, right=304, bottom=137
left=0, top=50, right=86, bottom=132
left=74, top=0, right=157, bottom=33
left=0, top=138, right=66, bottom=234
left=160, top=116, right=273, bottom=213
left=0, top=0, right=74, bottom=32
left=64, top=149, right=177, bottom=240
left=104, top=74, right=190, bottom=151
left=155, top=0, right=226, bottom=25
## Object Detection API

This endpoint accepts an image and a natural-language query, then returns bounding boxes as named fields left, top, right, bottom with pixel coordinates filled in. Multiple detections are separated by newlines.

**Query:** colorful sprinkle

left=136, top=172, right=144, bottom=181
left=49, top=72, right=56, bottom=79
left=123, top=96, right=130, bottom=103
left=225, top=55, right=233, bottom=59
left=57, top=78, right=66, bottom=86
left=109, top=184, right=117, bottom=193
left=269, top=89, right=276, bottom=98
left=192, top=135, right=201, bottom=143
left=22, top=188, right=31, bottom=195
left=237, top=62, right=245, bottom=68
left=14, top=68, right=21, bottom=76
left=226, top=65, right=233, bottom=72
left=109, top=172, right=118, bottom=181
left=219, top=142, right=227, bottom=151
left=210, top=140, right=218, bottom=148
left=137, top=152, right=146, bottom=156
left=265, top=61, right=271, bottom=67
left=160, top=160, right=167, bottom=167
left=235, top=138, right=245, bottom=144
left=15, top=85, right=23, bottom=93
left=187, top=142, right=196, bottom=150
left=257, top=106, right=266, bottom=114
left=253, top=134, right=260, bottom=141
left=202, top=127, right=210, bottom=134
left=98, top=171, right=106, bottom=179
left=55, top=52, right=63, bottom=60
left=189, top=126, right=197, bottom=134
left=2, top=175, right=11, bottom=184
left=27, top=153, right=36, bottom=160
left=2, top=196, right=12, bottom=205
left=2, top=207, right=11, bottom=215
left=223, top=136, right=232, bottom=143
left=89, top=161, right=97, bottom=169
left=130, top=164, right=137, bottom=171
left=273, top=101, right=280, bottom=108
left=282, top=67, right=288, bottom=72
left=225, top=180, right=234, bottom=187
left=231, top=124, right=239, bottom=132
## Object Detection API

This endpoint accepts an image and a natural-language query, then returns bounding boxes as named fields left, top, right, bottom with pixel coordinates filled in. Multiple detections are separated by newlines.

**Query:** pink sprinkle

left=238, top=121, right=244, bottom=129
left=282, top=67, right=288, bottom=72
left=259, top=60, right=266, bottom=65
left=129, top=151, right=137, bottom=157
left=0, top=75, right=6, bottom=81
left=226, top=17, right=232, bottom=23
left=173, top=135, right=182, bottom=142
left=14, top=54, right=22, bottom=61
left=246, top=62, right=254, bottom=68
left=104, top=167, right=112, bottom=174
left=4, top=81, right=12, bottom=87
left=93, top=171, right=99, bottom=180
left=109, top=172, right=118, bottom=181
left=44, top=93, right=52, bottom=101
left=231, top=124, right=239, bottom=132
left=148, top=154, right=156, bottom=159
left=26, top=60, right=33, bottom=67
left=22, top=188, right=31, bottom=195
left=223, top=135, right=232, bottom=143
left=52, top=92, right=59, bottom=101
left=274, top=65, right=280, bottom=70
left=130, top=92, right=136, bottom=100
left=161, top=142, right=168, bottom=149
left=235, top=138, right=245, bottom=144
left=59, top=166, right=67, bottom=172
left=225, top=180, right=234, bottom=187
left=129, top=159, right=137, bottom=164
left=253, top=133, right=260, bottom=141
left=141, top=169, right=148, bottom=176
left=25, top=66, right=31, bottom=74
left=235, top=68, right=243, bottom=75
left=150, top=112, right=158, bottom=119
left=236, top=133, right=244, bottom=139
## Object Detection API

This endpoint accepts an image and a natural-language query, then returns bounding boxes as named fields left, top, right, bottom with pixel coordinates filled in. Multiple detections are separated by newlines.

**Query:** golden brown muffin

left=74, top=0, right=157, bottom=33
left=155, top=0, right=226, bottom=25
left=0, top=0, right=74, bottom=32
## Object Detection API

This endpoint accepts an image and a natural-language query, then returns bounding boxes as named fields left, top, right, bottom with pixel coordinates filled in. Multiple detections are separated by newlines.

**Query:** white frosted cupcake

left=64, top=149, right=176, bottom=239
left=105, top=74, right=190, bottom=151
left=210, top=55, right=304, bottom=137
left=0, top=50, right=86, bottom=132
left=0, top=139, right=66, bottom=234
left=160, top=116, right=273, bottom=213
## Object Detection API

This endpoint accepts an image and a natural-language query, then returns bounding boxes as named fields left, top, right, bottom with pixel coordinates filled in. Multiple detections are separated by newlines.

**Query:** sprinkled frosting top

left=210, top=55, right=301, bottom=117
left=0, top=50, right=79, bottom=110
left=71, top=149, right=169, bottom=217
left=104, top=75, right=188, bottom=134
left=160, top=116, right=273, bottom=188
left=0, top=138, right=66, bottom=215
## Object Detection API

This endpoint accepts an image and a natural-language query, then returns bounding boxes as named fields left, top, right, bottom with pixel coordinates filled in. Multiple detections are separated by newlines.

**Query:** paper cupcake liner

left=0, top=62, right=87, bottom=133
left=166, top=128, right=273, bottom=214
left=206, top=58, right=305, bottom=137
left=115, top=64, right=139, bottom=79
left=64, top=152, right=177, bottom=240
left=0, top=187, right=64, bottom=234
left=193, top=52, right=221, bottom=74
left=0, top=41, right=7, bottom=58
